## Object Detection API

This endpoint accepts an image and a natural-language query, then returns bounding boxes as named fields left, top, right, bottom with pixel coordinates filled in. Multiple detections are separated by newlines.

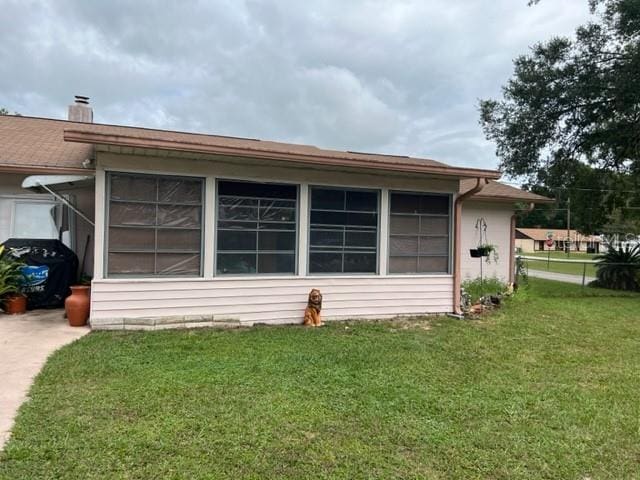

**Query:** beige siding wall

left=91, top=151, right=459, bottom=326
left=0, top=173, right=29, bottom=195
left=90, top=275, right=454, bottom=326
left=515, top=238, right=536, bottom=253
left=461, top=201, right=515, bottom=282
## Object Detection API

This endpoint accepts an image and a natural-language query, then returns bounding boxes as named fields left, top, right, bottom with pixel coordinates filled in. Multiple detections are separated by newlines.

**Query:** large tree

left=481, top=0, right=639, bottom=178
left=481, top=0, right=640, bottom=231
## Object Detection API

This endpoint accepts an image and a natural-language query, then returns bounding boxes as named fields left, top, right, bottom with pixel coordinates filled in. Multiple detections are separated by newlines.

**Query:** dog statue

left=303, top=288, right=323, bottom=327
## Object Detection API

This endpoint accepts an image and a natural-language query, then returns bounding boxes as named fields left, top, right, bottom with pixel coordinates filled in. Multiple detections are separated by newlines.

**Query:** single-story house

left=515, top=228, right=601, bottom=253
left=0, top=97, right=551, bottom=328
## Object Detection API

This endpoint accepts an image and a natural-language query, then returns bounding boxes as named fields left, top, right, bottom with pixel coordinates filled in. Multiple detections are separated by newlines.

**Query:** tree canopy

left=481, top=0, right=640, bottom=179
left=481, top=0, right=640, bottom=233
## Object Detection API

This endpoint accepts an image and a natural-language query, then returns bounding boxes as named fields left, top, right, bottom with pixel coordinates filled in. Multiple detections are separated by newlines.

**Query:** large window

left=216, top=180, right=297, bottom=275
left=309, top=187, right=378, bottom=274
left=107, top=172, right=203, bottom=276
left=388, top=192, right=450, bottom=274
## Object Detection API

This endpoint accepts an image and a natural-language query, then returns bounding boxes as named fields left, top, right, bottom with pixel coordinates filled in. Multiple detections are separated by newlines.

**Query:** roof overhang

left=0, top=165, right=94, bottom=175
left=63, top=129, right=502, bottom=180
left=469, top=194, right=555, bottom=204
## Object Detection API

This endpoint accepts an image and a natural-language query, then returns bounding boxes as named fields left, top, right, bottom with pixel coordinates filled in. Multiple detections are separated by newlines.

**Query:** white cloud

left=0, top=0, right=592, bottom=169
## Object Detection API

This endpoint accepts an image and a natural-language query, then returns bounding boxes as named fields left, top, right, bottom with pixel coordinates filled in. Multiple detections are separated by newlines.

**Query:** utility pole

left=566, top=196, right=571, bottom=257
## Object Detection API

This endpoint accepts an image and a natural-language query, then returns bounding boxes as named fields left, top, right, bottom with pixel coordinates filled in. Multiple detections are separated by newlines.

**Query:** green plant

left=594, top=245, right=640, bottom=292
left=0, top=245, right=25, bottom=297
left=462, top=276, right=507, bottom=303
left=477, top=243, right=499, bottom=264
left=4, top=279, right=639, bottom=479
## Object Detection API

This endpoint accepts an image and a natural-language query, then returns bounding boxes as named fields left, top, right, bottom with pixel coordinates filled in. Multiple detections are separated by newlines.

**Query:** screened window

left=216, top=180, right=297, bottom=275
left=388, top=192, right=450, bottom=274
left=309, top=187, right=378, bottom=274
left=107, top=172, right=204, bottom=276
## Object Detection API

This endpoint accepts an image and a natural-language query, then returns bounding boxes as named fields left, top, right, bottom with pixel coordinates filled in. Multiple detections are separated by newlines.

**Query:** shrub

left=462, top=276, right=507, bottom=303
left=0, top=245, right=25, bottom=297
left=594, top=245, right=640, bottom=291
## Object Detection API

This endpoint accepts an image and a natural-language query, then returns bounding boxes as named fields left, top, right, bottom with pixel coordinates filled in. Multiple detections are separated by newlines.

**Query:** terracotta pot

left=65, top=286, right=90, bottom=327
left=3, top=294, right=27, bottom=315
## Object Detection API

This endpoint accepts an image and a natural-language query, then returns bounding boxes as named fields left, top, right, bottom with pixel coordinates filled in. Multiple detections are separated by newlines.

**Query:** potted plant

left=0, top=245, right=27, bottom=314
left=477, top=243, right=499, bottom=264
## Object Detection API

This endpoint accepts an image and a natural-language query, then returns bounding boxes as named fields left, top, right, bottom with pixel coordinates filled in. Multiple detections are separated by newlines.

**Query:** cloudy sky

left=1, top=0, right=592, bottom=170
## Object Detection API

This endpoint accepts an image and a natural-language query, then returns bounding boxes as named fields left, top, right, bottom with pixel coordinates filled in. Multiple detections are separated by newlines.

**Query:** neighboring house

left=515, top=228, right=601, bottom=253
left=0, top=98, right=551, bottom=328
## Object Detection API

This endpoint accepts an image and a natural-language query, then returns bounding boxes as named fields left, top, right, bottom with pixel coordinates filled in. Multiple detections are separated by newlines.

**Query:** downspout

left=509, top=202, right=534, bottom=284
left=453, top=177, right=488, bottom=314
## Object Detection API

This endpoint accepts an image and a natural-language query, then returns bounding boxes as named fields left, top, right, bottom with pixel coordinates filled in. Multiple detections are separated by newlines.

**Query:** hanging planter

left=477, top=243, right=499, bottom=264
left=470, top=249, right=482, bottom=258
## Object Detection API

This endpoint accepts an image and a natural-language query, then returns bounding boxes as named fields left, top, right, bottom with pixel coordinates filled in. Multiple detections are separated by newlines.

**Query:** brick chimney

left=68, top=95, right=93, bottom=123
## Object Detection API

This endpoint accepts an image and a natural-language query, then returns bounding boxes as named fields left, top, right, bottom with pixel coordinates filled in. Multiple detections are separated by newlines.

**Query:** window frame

left=387, top=190, right=453, bottom=276
left=307, top=185, right=381, bottom=276
left=104, top=171, right=206, bottom=278
left=214, top=178, right=300, bottom=277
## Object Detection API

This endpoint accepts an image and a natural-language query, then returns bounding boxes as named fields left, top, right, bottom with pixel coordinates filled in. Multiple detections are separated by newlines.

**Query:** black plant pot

left=470, top=249, right=481, bottom=258
left=476, top=247, right=489, bottom=257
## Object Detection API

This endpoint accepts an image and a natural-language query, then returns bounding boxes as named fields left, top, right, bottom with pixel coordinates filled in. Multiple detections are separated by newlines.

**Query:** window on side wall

left=106, top=172, right=204, bottom=277
left=309, top=187, right=379, bottom=274
left=216, top=180, right=297, bottom=275
left=388, top=192, right=450, bottom=274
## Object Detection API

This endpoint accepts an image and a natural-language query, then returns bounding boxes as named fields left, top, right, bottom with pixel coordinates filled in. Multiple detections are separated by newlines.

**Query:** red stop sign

left=546, top=238, right=554, bottom=247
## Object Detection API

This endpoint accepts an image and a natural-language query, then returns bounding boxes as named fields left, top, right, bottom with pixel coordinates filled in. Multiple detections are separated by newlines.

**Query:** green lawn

left=1, top=279, right=639, bottom=479
left=520, top=251, right=598, bottom=277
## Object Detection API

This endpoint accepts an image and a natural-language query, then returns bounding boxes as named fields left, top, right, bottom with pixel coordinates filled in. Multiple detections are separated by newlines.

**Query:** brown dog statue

left=303, top=288, right=323, bottom=327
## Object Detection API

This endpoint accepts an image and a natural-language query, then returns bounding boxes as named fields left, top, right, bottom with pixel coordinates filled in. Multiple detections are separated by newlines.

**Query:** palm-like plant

left=594, top=245, right=640, bottom=292
left=0, top=245, right=25, bottom=297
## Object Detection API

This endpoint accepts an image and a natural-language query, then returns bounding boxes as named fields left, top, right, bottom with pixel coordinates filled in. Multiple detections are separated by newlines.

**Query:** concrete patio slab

left=0, top=309, right=89, bottom=449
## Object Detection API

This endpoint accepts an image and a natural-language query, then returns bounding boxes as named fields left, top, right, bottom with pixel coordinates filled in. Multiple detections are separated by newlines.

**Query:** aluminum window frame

left=387, top=190, right=453, bottom=275
left=214, top=178, right=300, bottom=276
left=104, top=171, right=206, bottom=278
left=307, top=185, right=381, bottom=276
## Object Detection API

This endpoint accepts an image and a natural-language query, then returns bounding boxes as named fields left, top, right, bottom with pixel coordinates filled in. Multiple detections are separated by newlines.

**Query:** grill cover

left=2, top=239, right=79, bottom=309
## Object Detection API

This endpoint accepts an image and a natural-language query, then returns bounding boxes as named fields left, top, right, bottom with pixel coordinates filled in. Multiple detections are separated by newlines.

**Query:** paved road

left=0, top=309, right=89, bottom=449
left=528, top=269, right=596, bottom=285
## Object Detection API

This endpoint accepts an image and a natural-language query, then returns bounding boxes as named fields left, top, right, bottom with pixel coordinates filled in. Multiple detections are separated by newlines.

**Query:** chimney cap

left=74, top=95, right=90, bottom=105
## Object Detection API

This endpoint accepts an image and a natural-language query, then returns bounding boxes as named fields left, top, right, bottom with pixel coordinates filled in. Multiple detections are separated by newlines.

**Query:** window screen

left=388, top=192, right=450, bottom=274
left=309, top=187, right=378, bottom=274
left=216, top=180, right=297, bottom=275
left=107, top=172, right=203, bottom=276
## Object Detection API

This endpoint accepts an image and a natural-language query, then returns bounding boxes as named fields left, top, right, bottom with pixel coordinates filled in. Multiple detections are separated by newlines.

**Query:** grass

left=520, top=251, right=598, bottom=277
left=1, top=279, right=639, bottom=479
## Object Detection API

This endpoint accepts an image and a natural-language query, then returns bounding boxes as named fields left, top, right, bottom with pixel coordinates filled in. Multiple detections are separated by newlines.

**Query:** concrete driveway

left=0, top=309, right=89, bottom=449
